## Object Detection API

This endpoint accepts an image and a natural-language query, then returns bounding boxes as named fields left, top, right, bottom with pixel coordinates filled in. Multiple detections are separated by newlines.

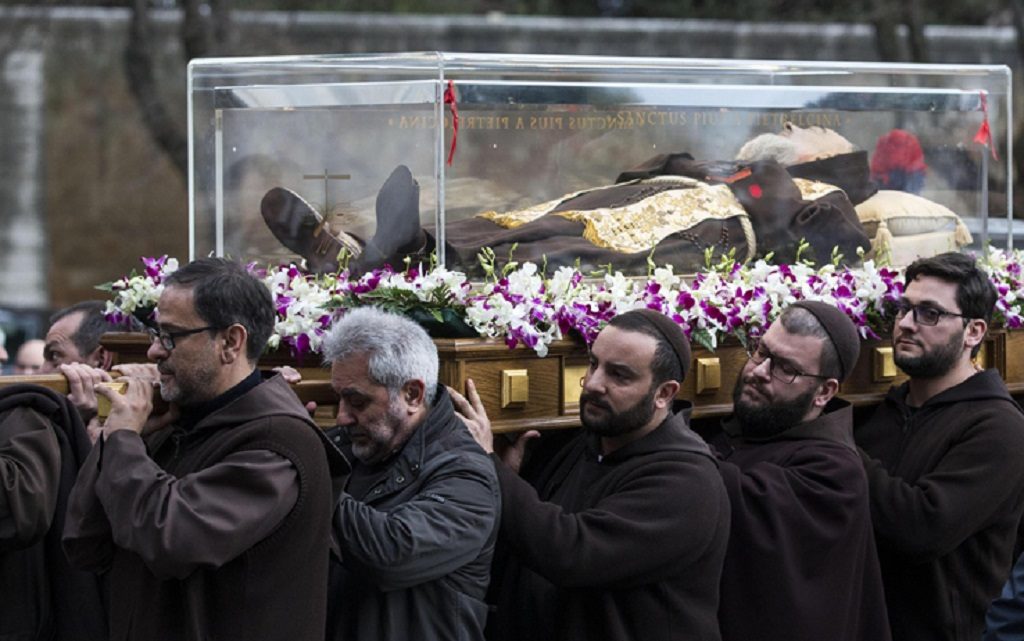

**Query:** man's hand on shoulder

left=272, top=365, right=317, bottom=416
left=450, top=378, right=539, bottom=474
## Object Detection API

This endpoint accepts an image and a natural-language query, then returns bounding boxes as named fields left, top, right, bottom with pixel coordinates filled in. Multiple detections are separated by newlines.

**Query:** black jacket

left=488, top=404, right=730, bottom=641
left=328, top=386, right=500, bottom=641
left=0, top=384, right=107, bottom=641
left=855, top=369, right=1024, bottom=641
left=712, top=399, right=890, bottom=641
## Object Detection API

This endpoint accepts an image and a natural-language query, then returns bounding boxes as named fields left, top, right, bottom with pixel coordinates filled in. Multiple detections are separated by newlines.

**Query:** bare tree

left=902, top=0, right=928, bottom=63
left=124, top=0, right=233, bottom=180
left=869, top=0, right=902, bottom=62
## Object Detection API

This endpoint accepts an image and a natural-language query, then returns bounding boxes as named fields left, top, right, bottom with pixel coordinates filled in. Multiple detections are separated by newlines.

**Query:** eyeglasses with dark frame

left=745, top=338, right=830, bottom=384
left=893, top=299, right=967, bottom=327
left=146, top=325, right=221, bottom=351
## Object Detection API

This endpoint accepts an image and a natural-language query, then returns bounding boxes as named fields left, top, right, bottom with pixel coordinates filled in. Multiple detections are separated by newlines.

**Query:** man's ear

left=402, top=379, right=427, bottom=411
left=221, top=324, right=248, bottom=364
left=964, top=318, right=987, bottom=353
left=654, top=380, right=681, bottom=409
left=90, top=345, right=113, bottom=371
left=813, top=378, right=840, bottom=409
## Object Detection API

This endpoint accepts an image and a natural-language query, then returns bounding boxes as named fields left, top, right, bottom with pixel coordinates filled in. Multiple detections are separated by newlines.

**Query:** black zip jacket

left=855, top=369, right=1024, bottom=641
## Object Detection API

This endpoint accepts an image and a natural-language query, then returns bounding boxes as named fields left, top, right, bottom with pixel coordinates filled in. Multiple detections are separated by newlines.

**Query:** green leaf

left=732, top=326, right=749, bottom=350
left=830, top=245, right=843, bottom=267
left=692, top=327, right=716, bottom=352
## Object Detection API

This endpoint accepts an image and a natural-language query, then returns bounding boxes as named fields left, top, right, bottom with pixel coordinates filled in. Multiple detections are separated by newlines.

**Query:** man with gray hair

left=323, top=307, right=500, bottom=641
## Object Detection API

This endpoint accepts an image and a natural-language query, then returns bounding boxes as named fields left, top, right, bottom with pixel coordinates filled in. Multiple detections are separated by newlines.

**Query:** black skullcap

left=618, top=309, right=692, bottom=382
left=790, top=300, right=861, bottom=381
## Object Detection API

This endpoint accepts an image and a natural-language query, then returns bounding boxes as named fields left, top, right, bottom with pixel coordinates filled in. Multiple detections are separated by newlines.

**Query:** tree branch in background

left=180, top=0, right=210, bottom=62
left=870, top=0, right=902, bottom=62
left=124, top=0, right=188, bottom=178
left=902, top=0, right=929, bottom=63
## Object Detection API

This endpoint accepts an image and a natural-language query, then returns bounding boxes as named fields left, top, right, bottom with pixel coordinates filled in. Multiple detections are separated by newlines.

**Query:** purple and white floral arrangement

left=101, top=249, right=1022, bottom=358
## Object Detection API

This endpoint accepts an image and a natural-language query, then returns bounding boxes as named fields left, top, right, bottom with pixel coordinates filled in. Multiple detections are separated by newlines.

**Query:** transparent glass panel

left=189, top=53, right=1011, bottom=275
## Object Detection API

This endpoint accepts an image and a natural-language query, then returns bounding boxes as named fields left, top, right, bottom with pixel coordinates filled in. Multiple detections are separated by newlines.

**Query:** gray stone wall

left=0, top=6, right=1018, bottom=308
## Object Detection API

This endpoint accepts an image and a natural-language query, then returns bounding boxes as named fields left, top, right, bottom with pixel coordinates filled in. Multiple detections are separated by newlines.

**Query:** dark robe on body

left=416, top=155, right=870, bottom=275
left=709, top=398, right=891, bottom=641
left=486, top=405, right=731, bottom=641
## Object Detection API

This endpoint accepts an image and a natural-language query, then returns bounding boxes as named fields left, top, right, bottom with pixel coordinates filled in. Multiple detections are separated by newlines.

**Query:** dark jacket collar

left=178, top=368, right=262, bottom=432
left=886, top=368, right=1024, bottom=415
left=393, top=385, right=457, bottom=470
left=340, top=385, right=460, bottom=501
left=722, top=397, right=856, bottom=451
left=178, top=372, right=321, bottom=444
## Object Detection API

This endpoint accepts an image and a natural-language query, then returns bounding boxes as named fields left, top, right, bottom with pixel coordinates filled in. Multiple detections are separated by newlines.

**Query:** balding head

left=737, top=124, right=855, bottom=166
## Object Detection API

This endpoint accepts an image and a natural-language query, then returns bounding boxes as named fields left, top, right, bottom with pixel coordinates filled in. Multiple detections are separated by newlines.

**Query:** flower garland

left=97, top=255, right=179, bottom=327
left=100, top=249, right=1024, bottom=358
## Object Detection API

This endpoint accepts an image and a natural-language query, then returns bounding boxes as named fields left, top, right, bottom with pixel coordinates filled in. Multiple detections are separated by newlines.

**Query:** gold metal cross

left=302, top=171, right=351, bottom=216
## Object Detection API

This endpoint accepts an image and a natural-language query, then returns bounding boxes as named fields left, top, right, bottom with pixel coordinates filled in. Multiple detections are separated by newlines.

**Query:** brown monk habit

left=417, top=154, right=870, bottom=274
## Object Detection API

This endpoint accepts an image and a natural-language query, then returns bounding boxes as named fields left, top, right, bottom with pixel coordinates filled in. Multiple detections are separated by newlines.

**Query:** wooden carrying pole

left=0, top=373, right=339, bottom=422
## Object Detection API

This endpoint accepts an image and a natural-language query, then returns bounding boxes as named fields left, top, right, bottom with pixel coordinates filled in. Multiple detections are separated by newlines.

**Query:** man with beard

left=855, top=252, right=1024, bottom=641
left=322, top=307, right=499, bottom=641
left=62, top=257, right=344, bottom=641
left=455, top=309, right=730, bottom=641
left=710, top=301, right=890, bottom=641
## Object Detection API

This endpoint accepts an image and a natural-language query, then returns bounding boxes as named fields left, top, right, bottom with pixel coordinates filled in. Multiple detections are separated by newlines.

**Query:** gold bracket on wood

left=501, top=369, right=529, bottom=408
left=695, top=357, right=721, bottom=394
left=563, top=365, right=588, bottom=407
left=873, top=347, right=897, bottom=381
left=96, top=381, right=129, bottom=420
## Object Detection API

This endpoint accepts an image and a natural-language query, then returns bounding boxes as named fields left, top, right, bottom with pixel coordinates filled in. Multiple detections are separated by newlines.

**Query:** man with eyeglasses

left=708, top=300, right=890, bottom=641
left=854, top=251, right=1024, bottom=641
left=63, top=257, right=347, bottom=641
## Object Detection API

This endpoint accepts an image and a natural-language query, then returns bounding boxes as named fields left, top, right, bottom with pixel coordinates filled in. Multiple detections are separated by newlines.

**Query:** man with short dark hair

left=855, top=251, right=1024, bottom=641
left=41, top=300, right=125, bottom=425
left=63, top=257, right=345, bottom=641
left=455, top=308, right=730, bottom=641
left=711, top=301, right=890, bottom=641
left=42, top=301, right=118, bottom=372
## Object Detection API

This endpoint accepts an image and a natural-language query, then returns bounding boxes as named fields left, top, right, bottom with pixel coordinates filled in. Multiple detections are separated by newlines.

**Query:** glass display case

left=188, top=52, right=1012, bottom=275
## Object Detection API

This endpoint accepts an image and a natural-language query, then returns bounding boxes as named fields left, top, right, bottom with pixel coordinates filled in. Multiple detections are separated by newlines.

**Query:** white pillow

left=876, top=230, right=966, bottom=267
left=855, top=190, right=963, bottom=238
